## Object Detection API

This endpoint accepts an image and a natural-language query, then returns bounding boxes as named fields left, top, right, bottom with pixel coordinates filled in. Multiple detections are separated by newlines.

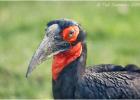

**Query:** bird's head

left=26, top=19, right=86, bottom=78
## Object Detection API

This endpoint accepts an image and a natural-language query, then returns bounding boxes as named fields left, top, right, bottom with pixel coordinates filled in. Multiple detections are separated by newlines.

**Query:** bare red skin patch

left=61, top=26, right=79, bottom=43
left=52, top=42, right=82, bottom=80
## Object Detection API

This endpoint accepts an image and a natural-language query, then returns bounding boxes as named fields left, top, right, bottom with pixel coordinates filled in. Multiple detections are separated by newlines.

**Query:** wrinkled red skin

left=52, top=42, right=82, bottom=80
left=52, top=26, right=81, bottom=80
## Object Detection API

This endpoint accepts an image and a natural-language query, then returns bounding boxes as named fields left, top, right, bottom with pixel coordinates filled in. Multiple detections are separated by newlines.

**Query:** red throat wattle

left=52, top=42, right=82, bottom=80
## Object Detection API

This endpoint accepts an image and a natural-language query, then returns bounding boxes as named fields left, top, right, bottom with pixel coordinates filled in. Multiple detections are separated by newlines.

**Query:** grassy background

left=0, top=1, right=140, bottom=99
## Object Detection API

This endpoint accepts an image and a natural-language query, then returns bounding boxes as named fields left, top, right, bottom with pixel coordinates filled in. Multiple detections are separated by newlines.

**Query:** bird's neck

left=52, top=42, right=86, bottom=81
left=52, top=42, right=87, bottom=98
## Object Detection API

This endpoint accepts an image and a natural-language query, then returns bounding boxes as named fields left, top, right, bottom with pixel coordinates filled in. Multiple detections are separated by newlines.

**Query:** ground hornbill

left=26, top=19, right=140, bottom=99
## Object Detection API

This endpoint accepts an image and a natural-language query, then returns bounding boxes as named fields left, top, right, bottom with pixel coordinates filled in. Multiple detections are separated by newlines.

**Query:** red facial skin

left=61, top=26, right=79, bottom=44
left=52, top=26, right=82, bottom=80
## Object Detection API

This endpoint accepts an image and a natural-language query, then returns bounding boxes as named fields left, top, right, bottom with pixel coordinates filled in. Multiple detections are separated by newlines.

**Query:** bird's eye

left=69, top=30, right=75, bottom=38
left=61, top=26, right=79, bottom=43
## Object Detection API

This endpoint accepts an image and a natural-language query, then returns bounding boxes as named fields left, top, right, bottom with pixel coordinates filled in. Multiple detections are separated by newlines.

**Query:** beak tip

left=26, top=64, right=34, bottom=78
left=26, top=75, right=28, bottom=78
left=26, top=68, right=30, bottom=78
left=26, top=35, right=55, bottom=78
left=26, top=57, right=38, bottom=78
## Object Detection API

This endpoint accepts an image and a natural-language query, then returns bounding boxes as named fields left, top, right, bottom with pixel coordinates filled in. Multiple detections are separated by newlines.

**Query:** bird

left=26, top=18, right=140, bottom=99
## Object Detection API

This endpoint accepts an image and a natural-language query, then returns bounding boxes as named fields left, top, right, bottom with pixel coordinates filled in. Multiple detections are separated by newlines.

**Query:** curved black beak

left=26, top=24, right=70, bottom=77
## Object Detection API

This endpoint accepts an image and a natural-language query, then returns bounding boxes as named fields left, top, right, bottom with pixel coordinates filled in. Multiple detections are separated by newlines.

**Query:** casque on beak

left=26, top=24, right=70, bottom=77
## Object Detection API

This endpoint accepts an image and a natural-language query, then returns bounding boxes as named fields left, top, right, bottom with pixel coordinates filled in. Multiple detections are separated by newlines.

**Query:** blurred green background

left=0, top=1, right=140, bottom=99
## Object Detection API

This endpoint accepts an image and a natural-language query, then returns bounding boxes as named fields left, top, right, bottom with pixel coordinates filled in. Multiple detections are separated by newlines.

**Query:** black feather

left=47, top=18, right=78, bottom=30
left=48, top=19, right=140, bottom=99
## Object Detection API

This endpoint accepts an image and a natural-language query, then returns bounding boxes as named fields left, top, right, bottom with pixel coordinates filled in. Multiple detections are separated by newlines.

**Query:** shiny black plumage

left=26, top=19, right=140, bottom=99
left=51, top=19, right=140, bottom=99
